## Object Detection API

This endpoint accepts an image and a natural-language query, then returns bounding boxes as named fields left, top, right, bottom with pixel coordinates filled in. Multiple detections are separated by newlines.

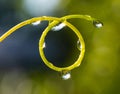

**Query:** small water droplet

left=93, top=20, right=103, bottom=28
left=77, top=40, right=82, bottom=51
left=61, top=71, right=71, bottom=80
left=52, top=23, right=66, bottom=31
left=32, top=21, right=41, bottom=26
left=43, top=42, right=46, bottom=48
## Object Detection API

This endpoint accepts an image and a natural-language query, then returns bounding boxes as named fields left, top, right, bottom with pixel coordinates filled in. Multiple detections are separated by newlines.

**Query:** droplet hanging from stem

left=61, top=70, right=71, bottom=80
left=52, top=23, right=66, bottom=31
left=32, top=21, right=41, bottom=26
left=93, top=20, right=103, bottom=28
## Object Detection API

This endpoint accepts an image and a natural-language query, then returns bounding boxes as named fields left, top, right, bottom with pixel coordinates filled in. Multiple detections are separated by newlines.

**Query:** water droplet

left=61, top=71, right=71, bottom=80
left=93, top=20, right=103, bottom=28
left=32, top=21, right=41, bottom=26
left=43, top=42, right=46, bottom=48
left=52, top=23, right=66, bottom=31
left=77, top=40, right=82, bottom=51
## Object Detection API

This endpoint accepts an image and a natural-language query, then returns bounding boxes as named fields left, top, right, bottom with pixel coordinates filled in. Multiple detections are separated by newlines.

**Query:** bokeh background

left=0, top=0, right=120, bottom=94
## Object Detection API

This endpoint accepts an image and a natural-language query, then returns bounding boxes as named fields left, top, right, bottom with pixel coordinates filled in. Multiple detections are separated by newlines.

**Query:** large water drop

left=93, top=20, right=103, bottom=28
left=61, top=71, right=71, bottom=80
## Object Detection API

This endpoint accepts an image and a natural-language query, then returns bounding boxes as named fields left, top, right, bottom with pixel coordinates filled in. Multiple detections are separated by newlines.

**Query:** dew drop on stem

left=61, top=70, right=71, bottom=80
left=52, top=23, right=66, bottom=31
left=32, top=21, right=41, bottom=26
left=93, top=20, right=103, bottom=28
left=77, top=40, right=82, bottom=51
left=43, top=42, right=46, bottom=48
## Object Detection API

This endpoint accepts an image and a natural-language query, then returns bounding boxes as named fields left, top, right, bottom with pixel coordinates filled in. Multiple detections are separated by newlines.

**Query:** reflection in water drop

left=77, top=40, right=82, bottom=51
left=32, top=21, right=41, bottom=26
left=52, top=23, right=66, bottom=31
left=61, top=71, right=71, bottom=80
left=93, top=20, right=103, bottom=28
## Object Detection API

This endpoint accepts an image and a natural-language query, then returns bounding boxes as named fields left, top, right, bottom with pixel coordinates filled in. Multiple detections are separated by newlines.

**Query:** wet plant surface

left=0, top=0, right=120, bottom=94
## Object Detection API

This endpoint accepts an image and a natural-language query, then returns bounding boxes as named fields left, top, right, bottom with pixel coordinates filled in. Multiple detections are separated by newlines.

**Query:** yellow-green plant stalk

left=0, top=15, right=103, bottom=79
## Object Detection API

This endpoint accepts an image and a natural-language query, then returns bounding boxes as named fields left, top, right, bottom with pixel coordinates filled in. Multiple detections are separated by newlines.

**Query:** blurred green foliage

left=0, top=0, right=120, bottom=94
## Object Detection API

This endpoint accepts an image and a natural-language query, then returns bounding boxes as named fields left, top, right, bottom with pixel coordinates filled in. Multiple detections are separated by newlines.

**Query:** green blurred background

left=0, top=0, right=120, bottom=94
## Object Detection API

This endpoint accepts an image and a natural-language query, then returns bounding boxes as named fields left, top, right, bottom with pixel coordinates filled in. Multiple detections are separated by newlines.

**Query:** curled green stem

left=0, top=14, right=98, bottom=72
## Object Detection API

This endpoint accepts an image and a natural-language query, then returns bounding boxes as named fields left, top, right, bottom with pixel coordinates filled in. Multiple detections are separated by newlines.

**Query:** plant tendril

left=0, top=14, right=102, bottom=73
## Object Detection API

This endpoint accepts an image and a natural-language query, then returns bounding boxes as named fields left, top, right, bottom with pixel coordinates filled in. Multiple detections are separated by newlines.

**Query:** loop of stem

left=0, top=15, right=96, bottom=72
